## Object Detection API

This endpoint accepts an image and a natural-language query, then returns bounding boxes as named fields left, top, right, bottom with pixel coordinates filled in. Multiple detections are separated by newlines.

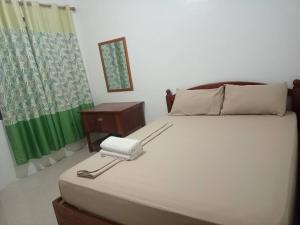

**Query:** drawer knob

left=97, top=118, right=103, bottom=122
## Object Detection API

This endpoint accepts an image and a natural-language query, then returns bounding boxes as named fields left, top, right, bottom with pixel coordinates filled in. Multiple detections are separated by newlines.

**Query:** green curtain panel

left=0, top=0, right=93, bottom=165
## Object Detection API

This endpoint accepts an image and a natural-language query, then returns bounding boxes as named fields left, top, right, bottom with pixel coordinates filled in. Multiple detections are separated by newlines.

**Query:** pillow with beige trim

left=221, top=83, right=288, bottom=116
left=170, top=86, right=224, bottom=115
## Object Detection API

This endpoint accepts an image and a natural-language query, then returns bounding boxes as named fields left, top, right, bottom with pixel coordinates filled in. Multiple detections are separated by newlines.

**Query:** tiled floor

left=0, top=148, right=93, bottom=225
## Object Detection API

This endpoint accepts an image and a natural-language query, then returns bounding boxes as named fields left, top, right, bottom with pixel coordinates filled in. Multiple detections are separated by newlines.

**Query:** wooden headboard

left=166, top=80, right=297, bottom=113
left=166, top=79, right=300, bottom=225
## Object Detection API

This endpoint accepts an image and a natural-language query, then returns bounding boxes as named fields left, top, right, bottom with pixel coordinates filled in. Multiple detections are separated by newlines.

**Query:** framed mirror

left=98, top=37, right=133, bottom=92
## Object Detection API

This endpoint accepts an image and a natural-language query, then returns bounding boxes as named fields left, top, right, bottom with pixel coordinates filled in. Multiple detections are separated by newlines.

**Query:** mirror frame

left=98, top=37, right=134, bottom=92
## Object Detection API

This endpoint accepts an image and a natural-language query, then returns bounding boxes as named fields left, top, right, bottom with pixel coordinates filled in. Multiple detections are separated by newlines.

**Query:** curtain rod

left=5, top=0, right=76, bottom=11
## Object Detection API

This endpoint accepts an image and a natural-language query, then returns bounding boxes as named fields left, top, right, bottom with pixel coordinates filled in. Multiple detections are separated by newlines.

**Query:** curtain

left=0, top=0, right=93, bottom=165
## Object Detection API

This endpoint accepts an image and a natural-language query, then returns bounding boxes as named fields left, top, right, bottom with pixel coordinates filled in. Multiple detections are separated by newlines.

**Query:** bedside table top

left=81, top=102, right=144, bottom=113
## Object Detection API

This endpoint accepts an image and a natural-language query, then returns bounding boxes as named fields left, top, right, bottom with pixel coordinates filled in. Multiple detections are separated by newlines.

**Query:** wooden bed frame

left=53, top=80, right=300, bottom=225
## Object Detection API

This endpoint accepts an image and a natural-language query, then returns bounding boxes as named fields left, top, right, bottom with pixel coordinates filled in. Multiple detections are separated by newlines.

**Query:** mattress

left=59, top=112, right=297, bottom=225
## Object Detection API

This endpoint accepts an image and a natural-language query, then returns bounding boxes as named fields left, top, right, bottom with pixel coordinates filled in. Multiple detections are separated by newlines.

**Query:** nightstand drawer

left=83, top=113, right=118, bottom=133
left=81, top=102, right=145, bottom=152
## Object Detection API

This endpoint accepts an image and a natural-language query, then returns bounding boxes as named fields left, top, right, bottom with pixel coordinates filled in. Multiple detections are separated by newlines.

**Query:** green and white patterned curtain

left=0, top=0, right=93, bottom=165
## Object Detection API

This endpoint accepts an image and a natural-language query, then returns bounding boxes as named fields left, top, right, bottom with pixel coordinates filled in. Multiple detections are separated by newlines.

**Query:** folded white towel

left=101, top=147, right=143, bottom=160
left=100, top=136, right=142, bottom=155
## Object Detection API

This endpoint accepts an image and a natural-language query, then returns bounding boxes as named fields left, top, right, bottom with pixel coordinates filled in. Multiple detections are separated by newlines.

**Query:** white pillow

left=170, top=86, right=224, bottom=115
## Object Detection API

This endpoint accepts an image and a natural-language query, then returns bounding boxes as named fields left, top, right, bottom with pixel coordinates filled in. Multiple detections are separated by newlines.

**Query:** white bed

left=59, top=112, right=297, bottom=225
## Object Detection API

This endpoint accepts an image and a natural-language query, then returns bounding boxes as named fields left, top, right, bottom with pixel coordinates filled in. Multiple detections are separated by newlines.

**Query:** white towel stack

left=100, top=136, right=143, bottom=160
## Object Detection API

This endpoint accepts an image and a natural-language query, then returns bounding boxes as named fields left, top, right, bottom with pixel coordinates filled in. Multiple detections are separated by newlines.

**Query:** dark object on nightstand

left=81, top=102, right=145, bottom=152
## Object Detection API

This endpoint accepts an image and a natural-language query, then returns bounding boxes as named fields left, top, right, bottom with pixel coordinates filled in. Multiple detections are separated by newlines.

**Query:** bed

left=53, top=81, right=300, bottom=225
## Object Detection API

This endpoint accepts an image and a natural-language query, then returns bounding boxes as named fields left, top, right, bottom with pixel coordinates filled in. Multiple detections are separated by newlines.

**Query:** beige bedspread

left=59, top=112, right=297, bottom=225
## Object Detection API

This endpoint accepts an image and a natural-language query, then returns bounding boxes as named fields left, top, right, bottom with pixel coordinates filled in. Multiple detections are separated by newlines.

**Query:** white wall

left=0, top=122, right=16, bottom=190
left=72, top=0, right=300, bottom=122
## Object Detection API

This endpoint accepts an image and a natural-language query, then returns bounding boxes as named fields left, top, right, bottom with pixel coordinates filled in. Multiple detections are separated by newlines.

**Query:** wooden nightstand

left=81, top=102, right=145, bottom=152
